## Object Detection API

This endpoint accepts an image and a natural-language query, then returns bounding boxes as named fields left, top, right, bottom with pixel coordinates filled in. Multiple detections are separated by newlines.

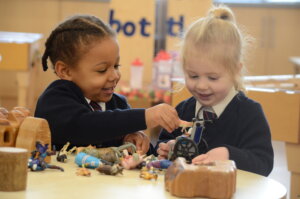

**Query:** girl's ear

left=55, top=61, right=72, bottom=80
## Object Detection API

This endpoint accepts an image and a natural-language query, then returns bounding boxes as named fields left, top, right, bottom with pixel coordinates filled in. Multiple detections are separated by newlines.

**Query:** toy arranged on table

left=0, top=107, right=52, bottom=163
left=165, top=157, right=236, bottom=199
left=75, top=152, right=105, bottom=169
left=168, top=114, right=213, bottom=163
left=139, top=166, right=158, bottom=181
left=28, top=141, right=64, bottom=172
left=96, top=164, right=123, bottom=176
left=120, top=149, right=144, bottom=169
left=78, top=142, right=138, bottom=165
left=57, top=142, right=77, bottom=162
left=76, top=164, right=91, bottom=177
left=146, top=159, right=172, bottom=169
left=74, top=142, right=146, bottom=176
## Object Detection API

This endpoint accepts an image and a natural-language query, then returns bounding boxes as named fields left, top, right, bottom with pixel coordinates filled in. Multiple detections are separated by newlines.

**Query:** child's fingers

left=140, top=135, right=150, bottom=155
left=157, top=144, right=169, bottom=157
left=158, top=142, right=169, bottom=151
left=160, top=111, right=178, bottom=132
left=157, top=148, right=168, bottom=157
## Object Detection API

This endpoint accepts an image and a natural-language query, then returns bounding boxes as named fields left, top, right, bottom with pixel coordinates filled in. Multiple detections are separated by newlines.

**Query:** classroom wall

left=0, top=0, right=110, bottom=111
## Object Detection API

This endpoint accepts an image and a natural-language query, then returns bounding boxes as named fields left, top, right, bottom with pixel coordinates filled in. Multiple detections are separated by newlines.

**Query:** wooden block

left=0, top=125, right=16, bottom=147
left=0, top=147, right=28, bottom=191
left=16, top=117, right=52, bottom=162
left=165, top=157, right=236, bottom=199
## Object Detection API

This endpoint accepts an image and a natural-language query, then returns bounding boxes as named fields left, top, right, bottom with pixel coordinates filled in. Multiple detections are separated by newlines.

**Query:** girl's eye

left=189, top=75, right=198, bottom=79
left=97, top=69, right=107, bottom=73
left=208, top=76, right=219, bottom=81
left=114, top=64, right=121, bottom=69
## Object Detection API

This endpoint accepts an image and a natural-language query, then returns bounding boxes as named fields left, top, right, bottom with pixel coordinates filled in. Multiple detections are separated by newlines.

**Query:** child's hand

left=145, top=103, right=180, bottom=133
left=157, top=140, right=175, bottom=160
left=123, top=131, right=150, bottom=155
left=192, top=147, right=229, bottom=165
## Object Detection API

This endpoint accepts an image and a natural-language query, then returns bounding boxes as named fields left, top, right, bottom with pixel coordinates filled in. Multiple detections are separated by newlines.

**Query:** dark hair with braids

left=42, top=15, right=116, bottom=71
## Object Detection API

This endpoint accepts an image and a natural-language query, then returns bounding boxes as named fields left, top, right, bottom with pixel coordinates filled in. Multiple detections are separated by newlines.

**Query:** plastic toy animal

left=146, top=159, right=172, bottom=169
left=57, top=142, right=77, bottom=162
left=140, top=167, right=158, bottom=181
left=120, top=152, right=144, bottom=170
left=80, top=142, right=137, bottom=164
left=96, top=164, right=123, bottom=176
left=76, top=164, right=91, bottom=177
left=28, top=141, right=64, bottom=172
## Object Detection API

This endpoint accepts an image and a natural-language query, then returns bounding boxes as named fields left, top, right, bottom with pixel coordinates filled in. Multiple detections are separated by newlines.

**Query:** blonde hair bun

left=208, top=5, right=235, bottom=23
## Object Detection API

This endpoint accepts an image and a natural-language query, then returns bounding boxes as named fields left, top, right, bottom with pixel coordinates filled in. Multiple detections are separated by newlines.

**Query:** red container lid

left=131, top=58, right=143, bottom=67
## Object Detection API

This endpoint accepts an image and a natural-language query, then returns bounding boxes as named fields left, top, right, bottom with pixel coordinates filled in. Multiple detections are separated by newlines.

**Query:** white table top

left=0, top=155, right=287, bottom=199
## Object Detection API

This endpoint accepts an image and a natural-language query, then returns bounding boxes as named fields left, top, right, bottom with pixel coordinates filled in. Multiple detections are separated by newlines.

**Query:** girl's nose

left=108, top=68, right=120, bottom=81
left=196, top=78, right=208, bottom=90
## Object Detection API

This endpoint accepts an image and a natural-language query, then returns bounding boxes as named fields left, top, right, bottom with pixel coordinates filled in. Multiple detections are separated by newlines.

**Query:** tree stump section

left=0, top=147, right=28, bottom=191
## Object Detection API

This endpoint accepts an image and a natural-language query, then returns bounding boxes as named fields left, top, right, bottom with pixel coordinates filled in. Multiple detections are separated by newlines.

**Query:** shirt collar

left=85, top=98, right=106, bottom=111
left=195, top=87, right=237, bottom=118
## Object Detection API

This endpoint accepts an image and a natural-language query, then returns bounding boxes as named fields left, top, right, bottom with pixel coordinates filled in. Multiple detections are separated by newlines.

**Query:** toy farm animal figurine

left=120, top=151, right=144, bottom=170
left=76, top=164, right=91, bottom=177
left=56, top=142, right=77, bottom=162
left=96, top=164, right=123, bottom=176
left=139, top=166, right=158, bottom=181
left=165, top=157, right=236, bottom=199
left=80, top=142, right=137, bottom=164
left=28, top=141, right=64, bottom=172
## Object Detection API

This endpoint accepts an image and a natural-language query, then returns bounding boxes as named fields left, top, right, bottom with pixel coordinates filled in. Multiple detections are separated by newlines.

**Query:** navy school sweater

left=35, top=79, right=147, bottom=150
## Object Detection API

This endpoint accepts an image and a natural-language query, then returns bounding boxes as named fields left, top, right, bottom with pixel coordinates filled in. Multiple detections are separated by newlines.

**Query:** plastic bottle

left=130, top=58, right=144, bottom=89
left=157, top=50, right=172, bottom=90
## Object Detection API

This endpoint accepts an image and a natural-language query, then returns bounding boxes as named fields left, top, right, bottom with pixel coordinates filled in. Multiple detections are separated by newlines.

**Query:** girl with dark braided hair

left=35, top=15, right=180, bottom=153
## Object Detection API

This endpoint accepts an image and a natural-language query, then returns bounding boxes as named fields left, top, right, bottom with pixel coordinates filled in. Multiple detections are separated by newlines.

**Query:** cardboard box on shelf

left=290, top=172, right=300, bottom=199
left=286, top=143, right=300, bottom=173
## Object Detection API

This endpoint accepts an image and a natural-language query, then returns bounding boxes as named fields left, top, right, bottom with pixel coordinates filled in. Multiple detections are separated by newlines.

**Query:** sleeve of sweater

left=34, top=83, right=147, bottom=147
left=225, top=101, right=274, bottom=176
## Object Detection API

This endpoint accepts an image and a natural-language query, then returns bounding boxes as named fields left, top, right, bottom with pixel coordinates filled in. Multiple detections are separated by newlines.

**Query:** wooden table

left=0, top=155, right=286, bottom=199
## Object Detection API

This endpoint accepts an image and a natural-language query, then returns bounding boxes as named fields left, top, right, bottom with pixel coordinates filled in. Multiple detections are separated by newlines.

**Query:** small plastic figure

left=76, top=164, right=91, bottom=177
left=139, top=167, right=158, bottom=181
left=80, top=142, right=137, bottom=164
left=120, top=151, right=144, bottom=170
left=96, top=164, right=123, bottom=176
left=75, top=152, right=104, bottom=169
left=179, top=120, right=193, bottom=134
left=28, top=141, right=64, bottom=172
left=146, top=159, right=172, bottom=169
left=57, top=142, right=77, bottom=162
